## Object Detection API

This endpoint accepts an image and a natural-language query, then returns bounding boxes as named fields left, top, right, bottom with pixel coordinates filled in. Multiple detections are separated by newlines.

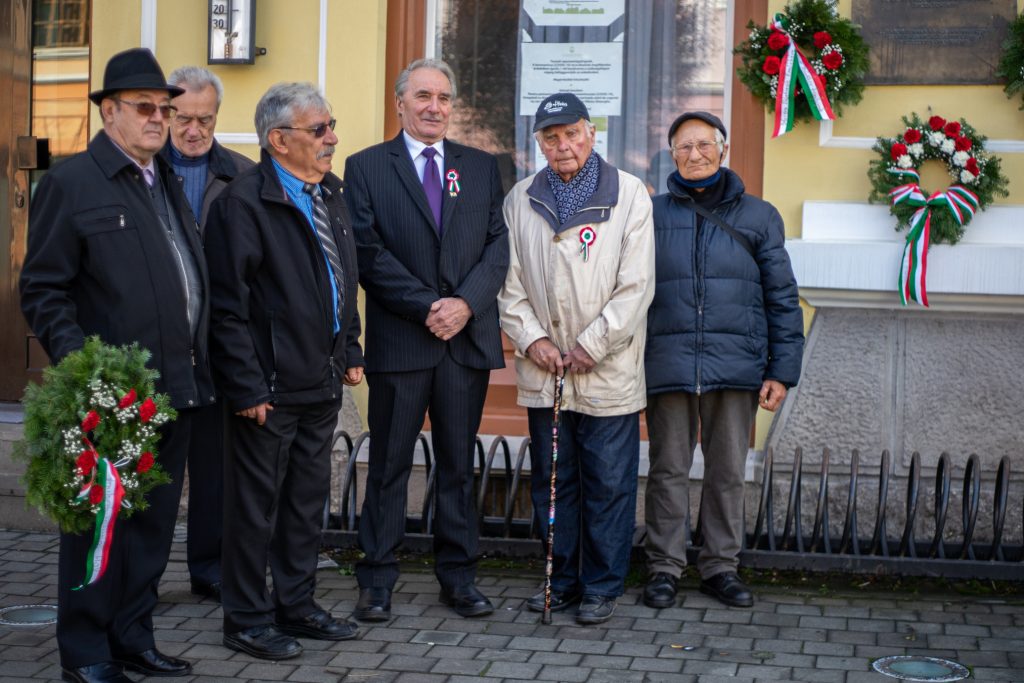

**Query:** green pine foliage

left=867, top=113, right=1010, bottom=245
left=734, top=0, right=869, bottom=124
left=997, top=13, right=1024, bottom=109
left=14, top=337, right=175, bottom=534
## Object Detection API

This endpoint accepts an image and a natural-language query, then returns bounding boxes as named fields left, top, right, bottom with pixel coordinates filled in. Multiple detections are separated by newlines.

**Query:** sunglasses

left=278, top=118, right=336, bottom=138
left=116, top=98, right=177, bottom=119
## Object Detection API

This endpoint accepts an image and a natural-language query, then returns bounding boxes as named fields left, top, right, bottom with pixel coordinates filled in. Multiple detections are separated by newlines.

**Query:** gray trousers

left=644, top=390, right=758, bottom=579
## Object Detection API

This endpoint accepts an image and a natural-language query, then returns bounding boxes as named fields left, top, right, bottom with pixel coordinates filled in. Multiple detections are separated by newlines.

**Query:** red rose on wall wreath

left=868, top=112, right=1010, bottom=307
left=734, top=0, right=869, bottom=137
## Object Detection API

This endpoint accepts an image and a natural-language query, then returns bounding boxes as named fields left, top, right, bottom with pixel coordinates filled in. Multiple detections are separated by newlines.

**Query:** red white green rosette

left=868, top=113, right=1009, bottom=306
left=578, top=226, right=596, bottom=262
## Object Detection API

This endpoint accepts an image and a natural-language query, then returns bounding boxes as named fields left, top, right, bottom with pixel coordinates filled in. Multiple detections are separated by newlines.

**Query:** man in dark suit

left=160, top=65, right=254, bottom=603
left=205, top=82, right=364, bottom=660
left=20, top=48, right=210, bottom=682
left=344, top=58, right=508, bottom=620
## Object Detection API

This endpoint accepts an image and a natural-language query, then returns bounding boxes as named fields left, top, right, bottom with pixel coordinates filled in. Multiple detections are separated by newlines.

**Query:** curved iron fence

left=322, top=432, right=1023, bottom=580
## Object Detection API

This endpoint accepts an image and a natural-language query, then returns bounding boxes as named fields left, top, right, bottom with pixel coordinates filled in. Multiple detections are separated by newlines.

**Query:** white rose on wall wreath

left=867, top=113, right=1010, bottom=307
left=997, top=13, right=1024, bottom=109
left=733, top=0, right=869, bottom=137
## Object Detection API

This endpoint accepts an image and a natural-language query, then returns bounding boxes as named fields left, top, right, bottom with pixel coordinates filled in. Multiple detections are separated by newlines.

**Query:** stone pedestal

left=765, top=201, right=1024, bottom=542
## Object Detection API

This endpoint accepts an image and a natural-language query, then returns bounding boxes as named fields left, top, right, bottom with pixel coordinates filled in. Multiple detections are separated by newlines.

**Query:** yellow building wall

left=89, top=0, right=389, bottom=426
left=752, top=1, right=1024, bottom=447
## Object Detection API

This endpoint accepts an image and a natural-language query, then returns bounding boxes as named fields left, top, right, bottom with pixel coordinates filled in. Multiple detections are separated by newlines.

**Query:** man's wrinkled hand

left=425, top=297, right=472, bottom=341
left=563, top=345, right=596, bottom=375
left=526, top=337, right=564, bottom=376
left=758, top=380, right=787, bottom=412
left=237, top=402, right=273, bottom=425
left=344, top=366, right=364, bottom=386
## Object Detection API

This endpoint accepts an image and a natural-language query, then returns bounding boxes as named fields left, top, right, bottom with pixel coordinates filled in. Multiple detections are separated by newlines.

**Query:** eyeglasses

left=278, top=118, right=336, bottom=138
left=174, top=114, right=215, bottom=128
left=672, top=140, right=718, bottom=156
left=116, top=98, right=177, bottom=119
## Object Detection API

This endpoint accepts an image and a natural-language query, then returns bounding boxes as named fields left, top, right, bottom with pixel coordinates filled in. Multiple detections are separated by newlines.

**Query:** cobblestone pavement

left=0, top=529, right=1021, bottom=682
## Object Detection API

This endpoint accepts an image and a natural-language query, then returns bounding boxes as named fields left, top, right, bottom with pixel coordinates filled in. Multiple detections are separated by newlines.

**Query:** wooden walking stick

left=542, top=374, right=565, bottom=625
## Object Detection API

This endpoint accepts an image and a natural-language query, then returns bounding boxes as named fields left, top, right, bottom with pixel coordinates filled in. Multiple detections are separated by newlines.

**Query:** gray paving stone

left=579, top=653, right=633, bottom=669
left=238, top=661, right=299, bottom=679
left=391, top=673, right=447, bottom=683
left=609, top=641, right=660, bottom=657
left=814, top=654, right=873, bottom=671
left=556, top=637, right=612, bottom=654
left=630, top=655, right=683, bottom=672
left=802, top=640, right=855, bottom=656
left=528, top=650, right=582, bottom=665
left=459, top=634, right=511, bottom=649
left=428, top=657, right=489, bottom=675
left=189, top=658, right=249, bottom=677
left=327, top=651, right=388, bottom=669
left=475, top=647, right=531, bottom=662
left=341, top=670, right=398, bottom=682
left=788, top=666, right=846, bottom=681
left=586, top=669, right=646, bottom=682
left=536, top=663, right=593, bottom=681
left=423, top=644, right=478, bottom=659
left=478, top=660, right=541, bottom=678
left=381, top=643, right=432, bottom=657
left=289, top=664, right=351, bottom=682
left=681, top=659, right=740, bottom=676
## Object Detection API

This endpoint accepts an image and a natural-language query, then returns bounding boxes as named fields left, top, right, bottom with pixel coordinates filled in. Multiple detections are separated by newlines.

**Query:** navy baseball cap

left=534, top=93, right=590, bottom=132
left=667, top=111, right=728, bottom=144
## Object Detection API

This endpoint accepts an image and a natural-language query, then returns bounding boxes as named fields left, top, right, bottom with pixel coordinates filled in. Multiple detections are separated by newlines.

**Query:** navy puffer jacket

left=645, top=168, right=804, bottom=395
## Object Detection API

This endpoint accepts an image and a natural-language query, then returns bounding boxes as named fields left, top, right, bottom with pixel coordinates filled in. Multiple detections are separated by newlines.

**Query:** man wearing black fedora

left=20, top=48, right=213, bottom=682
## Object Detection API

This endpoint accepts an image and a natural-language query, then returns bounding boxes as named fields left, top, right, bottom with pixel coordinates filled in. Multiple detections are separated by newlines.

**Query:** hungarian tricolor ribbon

left=887, top=168, right=979, bottom=307
left=446, top=169, right=461, bottom=196
left=578, top=226, right=596, bottom=262
left=73, top=452, right=125, bottom=589
left=770, top=13, right=836, bottom=138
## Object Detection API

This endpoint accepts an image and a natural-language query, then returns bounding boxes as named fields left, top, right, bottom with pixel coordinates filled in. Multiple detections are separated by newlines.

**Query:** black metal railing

left=322, top=432, right=1023, bottom=580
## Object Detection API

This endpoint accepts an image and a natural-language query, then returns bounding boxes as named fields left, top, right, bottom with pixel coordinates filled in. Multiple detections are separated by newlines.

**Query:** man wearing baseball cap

left=642, top=111, right=803, bottom=610
left=21, top=48, right=212, bottom=682
left=499, top=93, right=655, bottom=625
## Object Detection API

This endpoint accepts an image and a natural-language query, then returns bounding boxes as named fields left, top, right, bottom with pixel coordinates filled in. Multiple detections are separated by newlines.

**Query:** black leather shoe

left=700, top=571, right=754, bottom=608
left=354, top=587, right=392, bottom=622
left=61, top=663, right=132, bottom=683
left=525, top=588, right=581, bottom=613
left=575, top=595, right=616, bottom=625
left=114, top=648, right=192, bottom=677
left=190, top=578, right=222, bottom=602
left=643, top=572, right=678, bottom=609
left=439, top=583, right=494, bottom=617
left=277, top=609, right=359, bottom=641
left=223, top=624, right=303, bottom=660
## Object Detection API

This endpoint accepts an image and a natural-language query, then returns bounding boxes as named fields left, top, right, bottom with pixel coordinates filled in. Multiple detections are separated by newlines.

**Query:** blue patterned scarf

left=546, top=152, right=601, bottom=225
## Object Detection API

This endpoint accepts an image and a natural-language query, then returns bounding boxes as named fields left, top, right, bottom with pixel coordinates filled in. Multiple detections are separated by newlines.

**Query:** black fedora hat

left=89, top=48, right=184, bottom=105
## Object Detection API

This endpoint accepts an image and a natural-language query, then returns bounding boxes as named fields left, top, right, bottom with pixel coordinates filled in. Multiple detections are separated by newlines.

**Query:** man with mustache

left=344, top=58, right=508, bottom=620
left=205, top=82, right=364, bottom=660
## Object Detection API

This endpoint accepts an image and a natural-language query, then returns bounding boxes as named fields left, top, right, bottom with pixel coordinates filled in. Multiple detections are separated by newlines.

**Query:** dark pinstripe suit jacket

left=344, top=133, right=508, bottom=373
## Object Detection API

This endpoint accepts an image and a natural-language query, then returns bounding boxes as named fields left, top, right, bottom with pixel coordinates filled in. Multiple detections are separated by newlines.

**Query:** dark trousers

left=56, top=408, right=198, bottom=668
left=527, top=408, right=640, bottom=598
left=221, top=400, right=340, bottom=634
left=644, top=390, right=758, bottom=579
left=185, top=402, right=224, bottom=585
left=356, top=354, right=489, bottom=591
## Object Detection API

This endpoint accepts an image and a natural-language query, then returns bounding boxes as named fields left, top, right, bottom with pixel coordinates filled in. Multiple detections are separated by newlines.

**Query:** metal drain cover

left=872, top=655, right=970, bottom=682
left=0, top=604, right=57, bottom=627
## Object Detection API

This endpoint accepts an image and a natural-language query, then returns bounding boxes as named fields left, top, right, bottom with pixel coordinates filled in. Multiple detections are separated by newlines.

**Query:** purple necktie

left=421, top=147, right=443, bottom=234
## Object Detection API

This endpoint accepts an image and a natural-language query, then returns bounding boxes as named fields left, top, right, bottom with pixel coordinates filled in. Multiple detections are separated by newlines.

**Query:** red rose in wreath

left=890, top=142, right=908, bottom=161
left=137, top=452, right=155, bottom=473
left=81, top=410, right=101, bottom=432
left=118, top=389, right=137, bottom=409
left=928, top=116, right=946, bottom=131
left=139, top=397, right=157, bottom=423
left=903, top=128, right=921, bottom=144
left=822, top=52, right=843, bottom=70
left=954, top=136, right=972, bottom=152
left=943, top=121, right=961, bottom=137
left=965, top=158, right=980, bottom=176
left=763, top=56, right=781, bottom=75
left=767, top=30, right=790, bottom=51
left=89, top=485, right=104, bottom=505
left=76, top=451, right=96, bottom=477
left=813, top=31, right=832, bottom=49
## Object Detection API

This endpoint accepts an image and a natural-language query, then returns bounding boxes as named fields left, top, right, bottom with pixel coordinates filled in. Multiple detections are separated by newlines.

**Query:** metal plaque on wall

left=852, top=0, right=1018, bottom=84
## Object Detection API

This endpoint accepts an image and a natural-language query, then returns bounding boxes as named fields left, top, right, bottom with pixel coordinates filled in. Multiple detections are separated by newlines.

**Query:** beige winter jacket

left=498, top=157, right=655, bottom=416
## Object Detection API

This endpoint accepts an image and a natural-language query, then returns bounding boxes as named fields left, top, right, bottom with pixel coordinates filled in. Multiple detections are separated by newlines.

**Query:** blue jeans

left=527, top=408, right=640, bottom=598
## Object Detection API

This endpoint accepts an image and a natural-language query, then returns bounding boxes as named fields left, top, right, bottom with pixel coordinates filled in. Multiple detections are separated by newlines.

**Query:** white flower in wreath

left=960, top=169, right=977, bottom=184
left=952, top=151, right=970, bottom=167
left=940, top=138, right=956, bottom=155
left=927, top=131, right=945, bottom=147
left=908, top=143, right=924, bottom=157
left=896, top=154, right=913, bottom=169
